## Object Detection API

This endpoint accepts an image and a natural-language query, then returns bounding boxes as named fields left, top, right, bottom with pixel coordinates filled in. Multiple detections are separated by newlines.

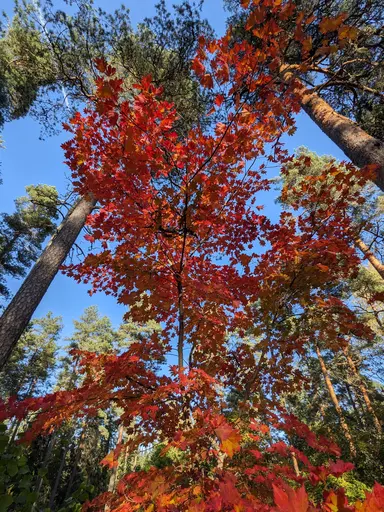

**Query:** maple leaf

left=201, top=73, right=214, bottom=89
left=214, top=94, right=225, bottom=107
left=323, top=489, right=354, bottom=512
left=219, top=473, right=241, bottom=505
left=215, top=422, right=242, bottom=457
left=328, top=460, right=354, bottom=477
left=273, top=484, right=309, bottom=512
left=355, top=483, right=384, bottom=511
left=191, top=57, right=205, bottom=76
left=319, top=14, right=346, bottom=33
left=100, top=450, right=119, bottom=469
left=338, top=25, right=359, bottom=41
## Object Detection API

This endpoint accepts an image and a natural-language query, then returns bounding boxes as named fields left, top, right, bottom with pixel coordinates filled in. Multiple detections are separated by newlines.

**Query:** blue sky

left=0, top=0, right=347, bottom=342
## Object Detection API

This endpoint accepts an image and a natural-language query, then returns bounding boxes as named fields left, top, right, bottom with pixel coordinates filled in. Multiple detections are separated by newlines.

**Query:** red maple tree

left=1, top=1, right=383, bottom=510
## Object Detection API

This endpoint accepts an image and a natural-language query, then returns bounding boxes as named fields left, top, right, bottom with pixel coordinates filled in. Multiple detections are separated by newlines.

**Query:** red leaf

left=215, top=423, right=242, bottom=458
left=273, top=485, right=309, bottom=512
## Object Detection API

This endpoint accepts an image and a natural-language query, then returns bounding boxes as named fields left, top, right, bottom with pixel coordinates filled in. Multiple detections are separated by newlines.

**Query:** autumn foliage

left=1, top=0, right=383, bottom=510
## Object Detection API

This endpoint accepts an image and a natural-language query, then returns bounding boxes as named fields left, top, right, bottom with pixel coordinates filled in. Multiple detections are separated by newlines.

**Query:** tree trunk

left=281, top=68, right=384, bottom=191
left=345, top=382, right=365, bottom=428
left=342, top=345, right=382, bottom=434
left=0, top=195, right=96, bottom=369
left=354, top=237, right=384, bottom=280
left=65, top=426, right=87, bottom=500
left=105, top=424, right=125, bottom=512
left=107, top=424, right=125, bottom=493
left=290, top=451, right=300, bottom=477
left=315, top=345, right=357, bottom=457
left=32, top=435, right=56, bottom=511
left=49, top=445, right=68, bottom=510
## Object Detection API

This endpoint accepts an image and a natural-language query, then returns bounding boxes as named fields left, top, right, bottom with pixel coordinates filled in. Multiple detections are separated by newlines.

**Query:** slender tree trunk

left=342, top=345, right=382, bottom=434
left=65, top=426, right=87, bottom=500
left=49, top=445, right=68, bottom=510
left=354, top=237, right=384, bottom=280
left=107, top=424, right=125, bottom=493
left=290, top=451, right=300, bottom=477
left=0, top=195, right=95, bottom=369
left=9, top=377, right=37, bottom=443
left=122, top=444, right=130, bottom=474
left=315, top=345, right=357, bottom=457
left=281, top=68, right=384, bottom=191
left=345, top=382, right=365, bottom=428
left=32, top=435, right=56, bottom=511
left=104, top=424, right=125, bottom=511
left=177, top=279, right=184, bottom=369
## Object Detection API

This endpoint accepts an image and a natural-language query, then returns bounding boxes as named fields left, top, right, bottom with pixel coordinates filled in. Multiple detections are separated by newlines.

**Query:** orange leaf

left=201, top=73, right=214, bottom=89
left=273, top=485, right=309, bottom=512
left=338, top=25, right=359, bottom=41
left=215, top=423, right=242, bottom=457
left=215, top=94, right=225, bottom=107
left=101, top=451, right=119, bottom=469
left=319, top=14, right=346, bottom=33
left=191, top=57, right=205, bottom=76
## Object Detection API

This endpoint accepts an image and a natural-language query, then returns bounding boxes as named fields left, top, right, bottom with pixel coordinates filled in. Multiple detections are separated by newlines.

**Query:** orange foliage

left=0, top=1, right=382, bottom=511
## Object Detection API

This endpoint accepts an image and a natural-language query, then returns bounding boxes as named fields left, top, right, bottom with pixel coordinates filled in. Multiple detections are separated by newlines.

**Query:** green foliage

left=66, top=305, right=116, bottom=354
left=58, top=482, right=96, bottom=512
left=0, top=424, right=36, bottom=511
left=143, top=443, right=185, bottom=471
left=0, top=8, right=55, bottom=126
left=0, top=0, right=212, bottom=135
left=0, top=312, right=61, bottom=401
left=328, top=474, right=370, bottom=503
left=0, top=184, right=59, bottom=301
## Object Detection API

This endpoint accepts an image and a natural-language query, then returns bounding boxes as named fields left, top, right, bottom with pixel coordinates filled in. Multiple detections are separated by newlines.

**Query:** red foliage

left=0, top=1, right=382, bottom=510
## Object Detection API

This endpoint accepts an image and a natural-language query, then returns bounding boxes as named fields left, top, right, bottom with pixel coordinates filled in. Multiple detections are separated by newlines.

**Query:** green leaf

left=0, top=494, right=13, bottom=512
left=7, top=461, right=18, bottom=477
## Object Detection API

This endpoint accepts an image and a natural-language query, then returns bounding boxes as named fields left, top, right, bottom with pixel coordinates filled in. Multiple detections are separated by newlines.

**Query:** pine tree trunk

left=32, top=435, right=56, bottom=511
left=315, top=345, right=357, bottom=457
left=49, top=445, right=68, bottom=510
left=354, top=237, right=384, bottom=280
left=65, top=424, right=87, bottom=499
left=107, top=424, right=124, bottom=493
left=105, top=424, right=125, bottom=512
left=281, top=68, right=384, bottom=191
left=0, top=195, right=96, bottom=369
left=345, top=382, right=365, bottom=428
left=342, top=345, right=382, bottom=434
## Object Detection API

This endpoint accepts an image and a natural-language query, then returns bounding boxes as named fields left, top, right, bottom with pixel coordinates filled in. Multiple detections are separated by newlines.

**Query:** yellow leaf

left=338, top=25, right=359, bottom=40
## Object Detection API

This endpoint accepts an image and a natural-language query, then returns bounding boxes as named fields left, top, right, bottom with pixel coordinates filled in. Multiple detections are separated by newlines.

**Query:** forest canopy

left=0, top=0, right=383, bottom=511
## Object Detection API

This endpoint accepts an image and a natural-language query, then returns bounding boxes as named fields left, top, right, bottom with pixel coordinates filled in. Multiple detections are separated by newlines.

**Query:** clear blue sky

left=0, top=0, right=347, bottom=342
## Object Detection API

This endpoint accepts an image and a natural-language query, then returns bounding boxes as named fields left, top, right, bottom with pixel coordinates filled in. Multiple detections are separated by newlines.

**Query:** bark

left=315, top=345, right=357, bottom=457
left=345, top=382, right=365, bottom=428
left=9, top=377, right=37, bottom=443
left=342, top=345, right=382, bottom=434
left=0, top=195, right=96, bottom=369
left=32, top=435, right=56, bottom=511
left=290, top=451, right=300, bottom=477
left=65, top=425, right=87, bottom=500
left=281, top=68, right=384, bottom=192
left=354, top=237, right=384, bottom=280
left=49, top=445, right=68, bottom=510
left=177, top=278, right=184, bottom=369
left=107, top=424, right=125, bottom=493
left=105, top=424, right=125, bottom=512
